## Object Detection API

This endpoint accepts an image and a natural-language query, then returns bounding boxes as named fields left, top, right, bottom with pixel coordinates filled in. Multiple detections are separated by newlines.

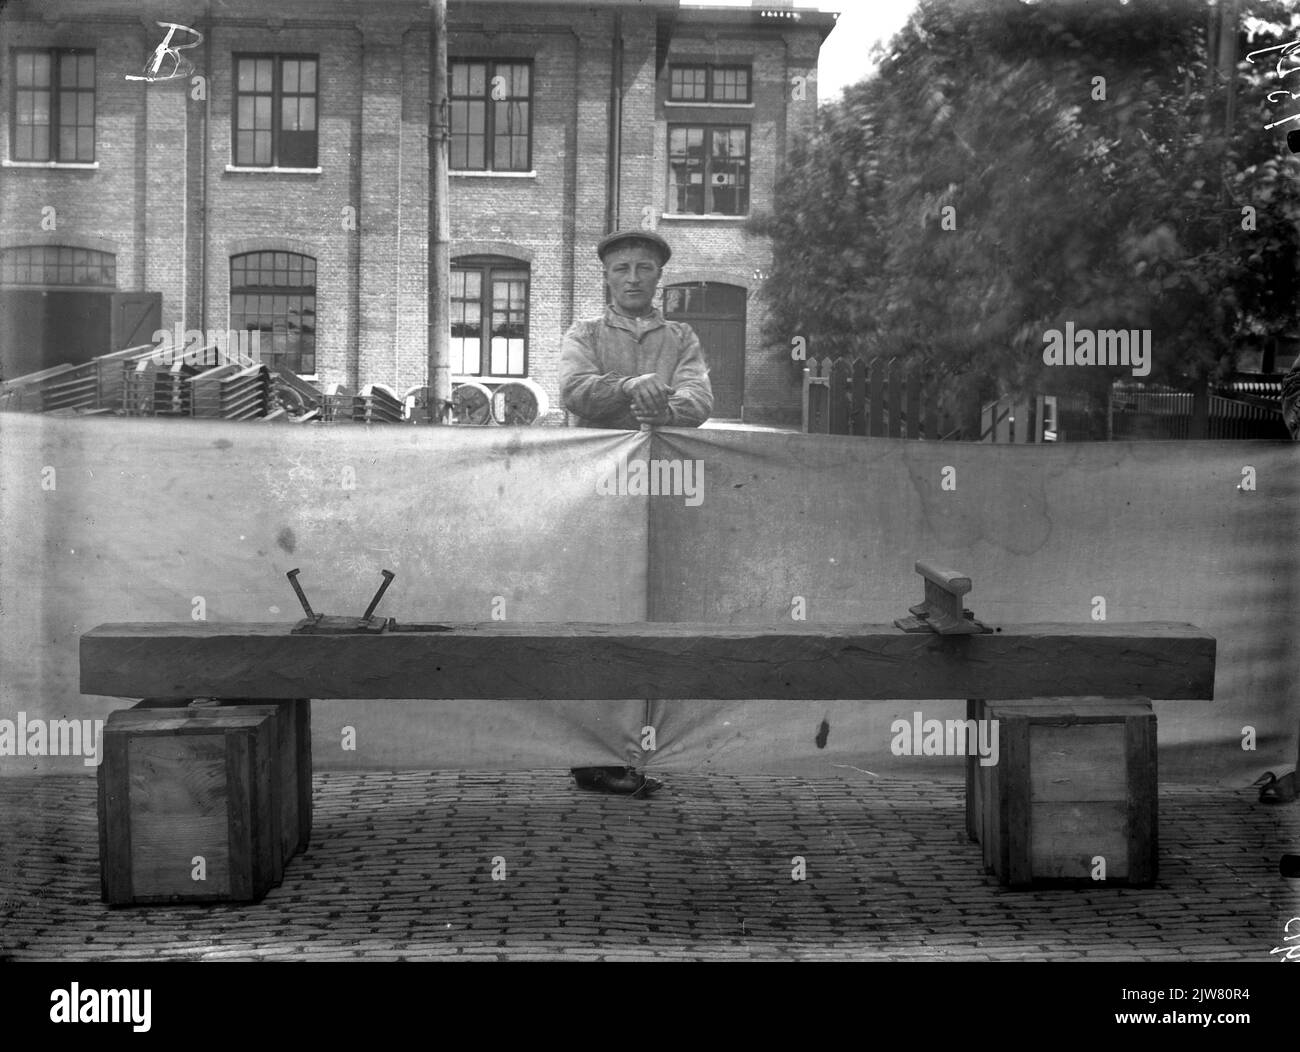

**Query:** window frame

left=231, top=52, right=320, bottom=169
left=229, top=250, right=317, bottom=375
left=449, top=255, right=531, bottom=378
left=667, top=63, right=751, bottom=104
left=10, top=48, right=96, bottom=163
left=667, top=123, right=751, bottom=217
left=447, top=59, right=534, bottom=173
left=0, top=244, right=116, bottom=288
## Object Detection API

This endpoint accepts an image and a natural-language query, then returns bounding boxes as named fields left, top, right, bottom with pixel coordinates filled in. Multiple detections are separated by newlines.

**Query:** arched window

left=230, top=251, right=316, bottom=374
left=0, top=245, right=115, bottom=287
left=450, top=254, right=529, bottom=377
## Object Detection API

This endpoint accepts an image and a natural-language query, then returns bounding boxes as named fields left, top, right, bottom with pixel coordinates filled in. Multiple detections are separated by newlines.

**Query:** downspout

left=200, top=1, right=211, bottom=333
left=605, top=11, right=622, bottom=234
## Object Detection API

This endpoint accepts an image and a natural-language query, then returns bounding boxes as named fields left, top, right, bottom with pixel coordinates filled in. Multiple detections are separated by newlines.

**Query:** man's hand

left=632, top=404, right=674, bottom=427
left=623, top=374, right=674, bottom=416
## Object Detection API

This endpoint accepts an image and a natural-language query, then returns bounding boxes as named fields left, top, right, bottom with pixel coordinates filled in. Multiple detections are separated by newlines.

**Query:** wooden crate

left=132, top=697, right=312, bottom=857
left=97, top=708, right=282, bottom=905
left=971, top=697, right=1157, bottom=887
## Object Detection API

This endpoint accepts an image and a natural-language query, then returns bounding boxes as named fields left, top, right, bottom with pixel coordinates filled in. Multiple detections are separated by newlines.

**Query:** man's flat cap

left=597, top=228, right=672, bottom=264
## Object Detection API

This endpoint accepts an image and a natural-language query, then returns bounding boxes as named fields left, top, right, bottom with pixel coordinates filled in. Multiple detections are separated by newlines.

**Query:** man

left=558, top=229, right=713, bottom=797
left=559, top=229, right=713, bottom=430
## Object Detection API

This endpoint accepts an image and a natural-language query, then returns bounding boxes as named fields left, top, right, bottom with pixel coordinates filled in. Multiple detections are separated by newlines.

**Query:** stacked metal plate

left=320, top=383, right=354, bottom=422
left=190, top=363, right=270, bottom=421
left=0, top=362, right=100, bottom=413
left=123, top=357, right=199, bottom=416
left=351, top=383, right=403, bottom=424
left=94, top=345, right=159, bottom=412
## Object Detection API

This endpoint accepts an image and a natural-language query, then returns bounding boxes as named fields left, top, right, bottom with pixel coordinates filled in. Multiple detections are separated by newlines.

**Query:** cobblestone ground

left=0, top=772, right=1295, bottom=961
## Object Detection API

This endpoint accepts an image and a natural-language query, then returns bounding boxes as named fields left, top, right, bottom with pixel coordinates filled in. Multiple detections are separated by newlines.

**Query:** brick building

left=0, top=0, right=836, bottom=424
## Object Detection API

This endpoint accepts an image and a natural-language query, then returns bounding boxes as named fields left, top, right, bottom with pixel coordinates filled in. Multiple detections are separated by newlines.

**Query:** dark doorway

left=663, top=282, right=745, bottom=419
left=0, top=290, right=161, bottom=381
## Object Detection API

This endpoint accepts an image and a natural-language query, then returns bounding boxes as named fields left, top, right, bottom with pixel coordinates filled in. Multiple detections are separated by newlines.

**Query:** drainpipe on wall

left=605, top=11, right=622, bottom=234
left=200, top=1, right=211, bottom=334
left=427, top=0, right=452, bottom=423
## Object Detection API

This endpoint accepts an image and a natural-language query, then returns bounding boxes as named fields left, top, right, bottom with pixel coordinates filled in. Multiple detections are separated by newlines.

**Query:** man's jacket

left=559, top=307, right=714, bottom=429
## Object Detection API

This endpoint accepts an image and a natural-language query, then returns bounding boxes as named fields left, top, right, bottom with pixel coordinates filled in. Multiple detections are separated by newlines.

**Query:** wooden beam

left=80, top=621, right=1216, bottom=702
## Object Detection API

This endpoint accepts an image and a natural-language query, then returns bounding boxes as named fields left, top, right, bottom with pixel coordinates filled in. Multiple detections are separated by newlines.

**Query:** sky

left=681, top=0, right=922, bottom=103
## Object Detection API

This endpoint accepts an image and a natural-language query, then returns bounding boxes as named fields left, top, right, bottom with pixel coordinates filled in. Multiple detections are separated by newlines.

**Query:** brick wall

left=0, top=15, right=157, bottom=314
left=0, top=0, right=830, bottom=425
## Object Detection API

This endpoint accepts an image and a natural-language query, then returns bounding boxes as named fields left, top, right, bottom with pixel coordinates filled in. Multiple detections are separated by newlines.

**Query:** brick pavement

left=0, top=771, right=1296, bottom=962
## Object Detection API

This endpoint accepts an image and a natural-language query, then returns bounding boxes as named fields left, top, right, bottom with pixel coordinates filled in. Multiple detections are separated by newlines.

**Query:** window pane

left=78, top=93, right=94, bottom=125
left=78, top=54, right=95, bottom=87
left=59, top=54, right=77, bottom=86
left=451, top=63, right=467, bottom=96
left=467, top=63, right=486, bottom=95
left=673, top=66, right=706, bottom=100
left=669, top=126, right=706, bottom=213
left=255, top=96, right=271, bottom=127
left=34, top=91, right=51, bottom=126
left=238, top=59, right=256, bottom=91
left=497, top=99, right=523, bottom=135
left=256, top=59, right=273, bottom=92
left=282, top=59, right=299, bottom=93
left=467, top=99, right=486, bottom=135
left=713, top=67, right=749, bottom=102
left=299, top=98, right=316, bottom=131
left=77, top=127, right=93, bottom=161
left=497, top=62, right=528, bottom=97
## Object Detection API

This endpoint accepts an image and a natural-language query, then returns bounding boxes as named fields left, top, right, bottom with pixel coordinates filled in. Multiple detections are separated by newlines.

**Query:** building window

left=668, top=125, right=750, bottom=215
left=11, top=49, right=95, bottom=162
left=668, top=64, right=750, bottom=104
left=233, top=55, right=318, bottom=167
left=450, top=256, right=529, bottom=376
left=0, top=245, right=115, bottom=286
left=230, top=251, right=316, bottom=373
left=448, top=61, right=532, bottom=171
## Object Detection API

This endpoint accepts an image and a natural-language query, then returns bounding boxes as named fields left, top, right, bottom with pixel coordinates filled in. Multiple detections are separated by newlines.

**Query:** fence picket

left=887, top=357, right=902, bottom=439
left=850, top=358, right=867, bottom=437
left=906, top=362, right=922, bottom=439
left=828, top=357, right=851, bottom=435
left=868, top=357, right=885, bottom=437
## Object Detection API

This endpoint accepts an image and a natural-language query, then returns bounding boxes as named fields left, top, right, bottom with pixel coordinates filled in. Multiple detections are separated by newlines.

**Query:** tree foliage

left=751, top=0, right=1300, bottom=416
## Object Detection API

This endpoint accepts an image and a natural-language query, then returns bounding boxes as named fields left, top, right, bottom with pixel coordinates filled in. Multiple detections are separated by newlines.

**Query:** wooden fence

left=804, top=356, right=1288, bottom=441
left=1110, top=380, right=1288, bottom=441
left=802, top=356, right=964, bottom=439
